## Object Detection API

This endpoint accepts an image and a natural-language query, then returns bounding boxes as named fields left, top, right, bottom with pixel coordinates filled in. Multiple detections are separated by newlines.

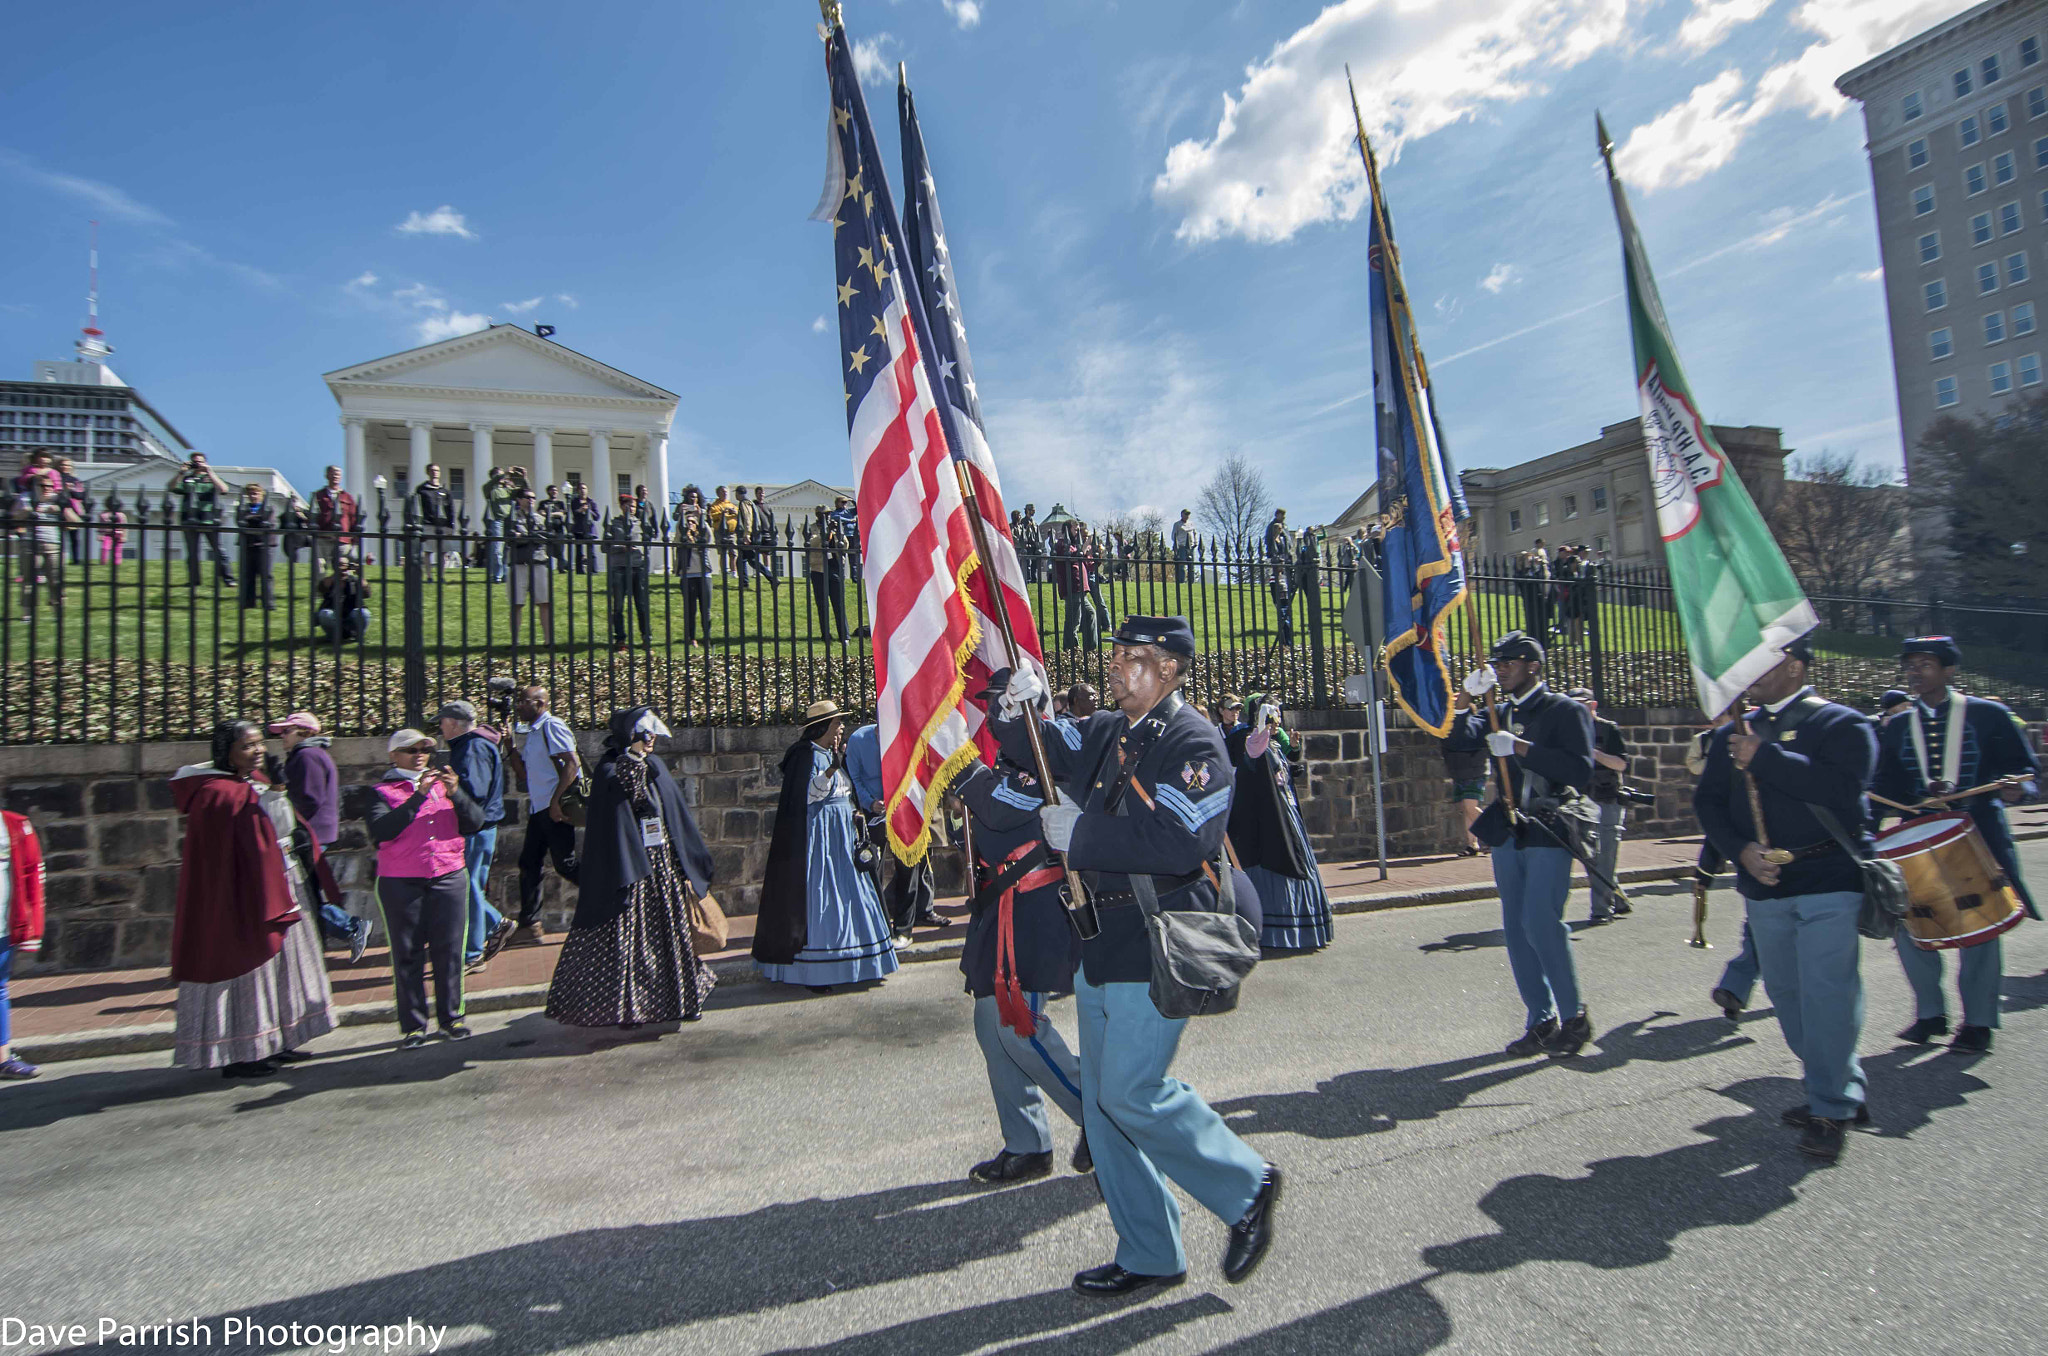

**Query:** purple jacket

left=283, top=739, right=340, bottom=846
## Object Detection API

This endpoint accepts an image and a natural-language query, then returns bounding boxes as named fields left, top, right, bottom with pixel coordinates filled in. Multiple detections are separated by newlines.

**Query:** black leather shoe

left=969, top=1149, right=1052, bottom=1185
left=1711, top=987, right=1745, bottom=1022
left=1611, top=896, right=1632, bottom=915
left=1545, top=1007, right=1593, bottom=1059
left=1782, top=1103, right=1870, bottom=1128
left=1952, top=1025, right=1994, bottom=1054
left=1798, top=1115, right=1847, bottom=1163
left=1505, top=1018, right=1558, bottom=1058
left=1072, top=1263, right=1186, bottom=1298
left=1898, top=1015, right=1950, bottom=1044
left=1222, top=1165, right=1282, bottom=1283
left=914, top=908, right=948, bottom=929
left=269, top=1048, right=313, bottom=1064
left=1072, top=1135, right=1093, bottom=1174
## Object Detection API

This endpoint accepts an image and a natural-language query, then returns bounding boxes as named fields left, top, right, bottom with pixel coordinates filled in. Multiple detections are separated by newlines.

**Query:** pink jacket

left=370, top=775, right=470, bottom=879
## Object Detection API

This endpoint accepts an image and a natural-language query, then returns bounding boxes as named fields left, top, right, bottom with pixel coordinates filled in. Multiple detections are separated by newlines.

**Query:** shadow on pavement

left=2000, top=968, right=2048, bottom=1015
left=1417, top=929, right=1503, bottom=953
left=1207, top=1277, right=1452, bottom=1355
left=767, top=1289, right=1234, bottom=1355
left=50, top=1176, right=1105, bottom=1356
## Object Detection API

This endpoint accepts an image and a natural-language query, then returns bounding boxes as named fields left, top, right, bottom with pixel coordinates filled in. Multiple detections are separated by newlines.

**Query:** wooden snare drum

left=1874, top=812, right=2024, bottom=951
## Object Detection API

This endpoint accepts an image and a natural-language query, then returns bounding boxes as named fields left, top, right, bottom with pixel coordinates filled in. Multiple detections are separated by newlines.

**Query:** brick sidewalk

left=8, top=833, right=1723, bottom=1054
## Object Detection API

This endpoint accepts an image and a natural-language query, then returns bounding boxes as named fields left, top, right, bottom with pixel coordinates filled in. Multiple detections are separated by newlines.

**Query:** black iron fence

left=2, top=489, right=2043, bottom=743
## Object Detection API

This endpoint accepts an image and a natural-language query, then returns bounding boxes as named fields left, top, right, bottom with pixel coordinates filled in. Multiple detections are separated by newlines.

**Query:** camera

left=486, top=676, right=516, bottom=722
left=1621, top=787, right=1657, bottom=806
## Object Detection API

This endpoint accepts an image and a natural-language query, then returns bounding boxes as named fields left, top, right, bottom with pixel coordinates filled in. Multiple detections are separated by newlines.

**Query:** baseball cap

left=435, top=700, right=477, bottom=723
left=387, top=729, right=436, bottom=754
left=265, top=712, right=322, bottom=736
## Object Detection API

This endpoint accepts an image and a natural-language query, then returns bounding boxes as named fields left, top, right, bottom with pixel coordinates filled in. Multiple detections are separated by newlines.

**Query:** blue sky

left=1, top=0, right=1962, bottom=522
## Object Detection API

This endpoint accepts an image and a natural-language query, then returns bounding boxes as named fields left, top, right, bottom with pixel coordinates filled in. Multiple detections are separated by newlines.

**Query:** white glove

left=1038, top=792, right=1082, bottom=852
left=1487, top=729, right=1518, bottom=757
left=1463, top=665, right=1498, bottom=698
left=1000, top=667, right=1047, bottom=720
left=1255, top=702, right=1280, bottom=731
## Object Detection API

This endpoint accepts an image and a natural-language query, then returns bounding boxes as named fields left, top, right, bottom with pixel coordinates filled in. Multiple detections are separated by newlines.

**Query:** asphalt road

left=4, top=841, right=2046, bottom=1356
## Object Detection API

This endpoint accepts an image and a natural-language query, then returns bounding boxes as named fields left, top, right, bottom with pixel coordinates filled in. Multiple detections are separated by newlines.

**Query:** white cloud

left=812, top=315, right=829, bottom=333
left=1434, top=294, right=1463, bottom=321
left=501, top=296, right=545, bottom=314
left=852, top=34, right=899, bottom=88
left=942, top=0, right=983, bottom=28
left=1676, top=0, right=1774, bottom=52
left=392, top=282, right=439, bottom=306
left=555, top=293, right=579, bottom=308
left=395, top=205, right=478, bottom=239
left=0, top=151, right=173, bottom=225
left=1618, top=0, right=1965, bottom=192
left=1479, top=262, right=1522, bottom=294
left=415, top=311, right=491, bottom=344
left=347, top=270, right=379, bottom=289
left=1857, top=266, right=1883, bottom=282
left=1152, top=0, right=1634, bottom=244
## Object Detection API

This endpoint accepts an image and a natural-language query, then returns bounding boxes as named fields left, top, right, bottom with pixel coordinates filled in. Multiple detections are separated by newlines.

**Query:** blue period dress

left=1227, top=726, right=1333, bottom=951
left=758, top=746, right=900, bottom=987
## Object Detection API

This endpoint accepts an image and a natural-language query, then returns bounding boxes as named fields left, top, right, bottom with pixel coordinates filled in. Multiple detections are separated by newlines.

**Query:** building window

left=1991, top=359, right=2014, bottom=393
left=2033, top=87, right=2048, bottom=119
left=1962, top=115, right=1982, bottom=147
left=1919, top=231, right=1942, bottom=262
left=1991, top=102, right=2011, bottom=135
left=617, top=472, right=633, bottom=500
left=1936, top=375, right=1960, bottom=406
left=2004, top=200, right=2024, bottom=233
left=1997, top=150, right=2018, bottom=184
left=1591, top=485, right=1608, bottom=511
left=2024, top=352, right=2044, bottom=385
left=1915, top=184, right=1937, bottom=215
left=1932, top=327, right=1955, bottom=359
left=1981, top=261, right=2002, bottom=293
left=1563, top=494, right=1579, bottom=519
left=1535, top=501, right=1550, bottom=527
left=1906, top=90, right=1925, bottom=120
left=1958, top=67, right=1974, bottom=98
left=1594, top=534, right=1609, bottom=553
left=1986, top=310, right=2006, bottom=344
left=1909, top=137, right=1930, bottom=170
left=1985, top=54, right=2003, bottom=85
left=1508, top=508, right=1521, bottom=533
left=448, top=468, right=465, bottom=500
left=1968, top=162, right=1988, bottom=194
left=2010, top=250, right=2031, bottom=283
left=1974, top=211, right=1994, bottom=243
left=2015, top=300, right=2035, bottom=334
left=2027, top=37, right=2043, bottom=67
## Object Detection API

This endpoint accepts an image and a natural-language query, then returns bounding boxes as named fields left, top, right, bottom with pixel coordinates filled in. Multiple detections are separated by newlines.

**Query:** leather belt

left=1786, top=839, right=1843, bottom=862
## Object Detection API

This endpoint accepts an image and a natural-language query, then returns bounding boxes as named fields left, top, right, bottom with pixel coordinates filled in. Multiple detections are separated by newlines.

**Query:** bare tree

left=1915, top=397, right=2048, bottom=599
left=1768, top=449, right=1913, bottom=620
left=1196, top=452, right=1272, bottom=553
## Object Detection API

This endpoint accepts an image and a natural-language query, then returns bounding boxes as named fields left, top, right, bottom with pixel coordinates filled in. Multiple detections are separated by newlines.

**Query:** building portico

left=324, top=324, right=677, bottom=527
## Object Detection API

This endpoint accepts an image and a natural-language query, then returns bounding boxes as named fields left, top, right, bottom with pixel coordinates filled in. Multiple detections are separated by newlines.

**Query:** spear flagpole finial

left=819, top=0, right=843, bottom=29
left=1595, top=111, right=1616, bottom=170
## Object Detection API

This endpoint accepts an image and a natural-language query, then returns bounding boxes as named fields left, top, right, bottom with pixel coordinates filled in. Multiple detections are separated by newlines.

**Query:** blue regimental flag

left=1358, top=103, right=1469, bottom=737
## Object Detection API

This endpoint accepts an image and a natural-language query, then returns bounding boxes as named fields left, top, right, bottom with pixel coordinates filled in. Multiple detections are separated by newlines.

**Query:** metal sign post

left=1341, top=559, right=1391, bottom=880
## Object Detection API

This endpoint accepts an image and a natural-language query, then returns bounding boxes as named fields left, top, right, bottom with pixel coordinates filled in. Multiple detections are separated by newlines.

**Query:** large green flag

left=1598, top=115, right=1816, bottom=716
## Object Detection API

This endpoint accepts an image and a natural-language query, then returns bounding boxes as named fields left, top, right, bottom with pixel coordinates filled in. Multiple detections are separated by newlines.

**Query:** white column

left=590, top=427, right=615, bottom=506
left=406, top=419, right=433, bottom=495
left=531, top=425, right=555, bottom=493
left=468, top=422, right=494, bottom=523
left=646, top=429, right=671, bottom=573
left=341, top=416, right=367, bottom=504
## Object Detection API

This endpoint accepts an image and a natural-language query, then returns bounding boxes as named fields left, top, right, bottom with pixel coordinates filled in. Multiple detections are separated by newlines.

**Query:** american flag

left=810, top=23, right=982, bottom=864
left=898, top=73, right=1047, bottom=727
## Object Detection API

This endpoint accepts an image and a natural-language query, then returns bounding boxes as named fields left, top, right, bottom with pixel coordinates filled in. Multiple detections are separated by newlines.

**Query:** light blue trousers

left=1075, top=971, right=1266, bottom=1277
left=1717, top=921, right=1761, bottom=1006
left=463, top=827, right=502, bottom=964
left=1492, top=838, right=1581, bottom=1027
left=973, top=993, right=1083, bottom=1154
left=1746, top=891, right=1867, bottom=1121
left=1895, top=929, right=2003, bottom=1029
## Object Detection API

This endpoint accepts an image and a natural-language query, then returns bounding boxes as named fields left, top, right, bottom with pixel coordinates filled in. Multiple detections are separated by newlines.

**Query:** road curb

left=20, top=830, right=2044, bottom=1064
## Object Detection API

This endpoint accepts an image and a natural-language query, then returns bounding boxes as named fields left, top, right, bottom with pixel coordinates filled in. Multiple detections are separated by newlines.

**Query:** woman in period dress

left=545, top=707, right=718, bottom=1028
left=1226, top=695, right=1333, bottom=953
left=751, top=700, right=900, bottom=992
left=170, top=720, right=337, bottom=1077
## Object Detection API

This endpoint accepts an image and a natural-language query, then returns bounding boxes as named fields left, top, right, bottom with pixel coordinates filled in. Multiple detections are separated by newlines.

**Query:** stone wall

left=1, top=708, right=1701, bottom=974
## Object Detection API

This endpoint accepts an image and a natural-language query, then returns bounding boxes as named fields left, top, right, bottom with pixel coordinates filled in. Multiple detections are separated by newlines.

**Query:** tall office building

left=1839, top=0, right=2048, bottom=487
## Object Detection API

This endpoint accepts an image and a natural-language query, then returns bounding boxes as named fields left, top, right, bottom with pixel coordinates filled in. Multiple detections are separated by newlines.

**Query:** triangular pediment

left=324, top=326, right=675, bottom=402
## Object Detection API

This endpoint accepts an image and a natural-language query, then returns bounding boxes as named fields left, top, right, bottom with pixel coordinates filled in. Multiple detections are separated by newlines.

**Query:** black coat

left=1224, top=728, right=1315, bottom=879
left=752, top=736, right=826, bottom=966
left=572, top=749, right=713, bottom=932
left=1693, top=689, right=1876, bottom=900
left=956, top=763, right=1080, bottom=998
left=1444, top=682, right=1595, bottom=847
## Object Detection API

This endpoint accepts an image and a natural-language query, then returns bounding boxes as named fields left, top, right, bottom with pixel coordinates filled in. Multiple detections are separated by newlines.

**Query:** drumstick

left=1873, top=777, right=2025, bottom=815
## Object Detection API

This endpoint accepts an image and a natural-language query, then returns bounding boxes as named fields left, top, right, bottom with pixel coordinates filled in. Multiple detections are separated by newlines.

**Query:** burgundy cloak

left=169, top=771, right=301, bottom=984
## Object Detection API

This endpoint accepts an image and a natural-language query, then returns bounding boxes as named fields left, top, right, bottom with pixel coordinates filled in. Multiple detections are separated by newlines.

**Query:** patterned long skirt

left=172, top=909, right=336, bottom=1069
left=545, top=852, right=715, bottom=1027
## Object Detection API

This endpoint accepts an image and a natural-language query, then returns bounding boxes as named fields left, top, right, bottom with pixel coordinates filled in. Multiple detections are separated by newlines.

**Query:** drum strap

left=1905, top=694, right=1968, bottom=792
